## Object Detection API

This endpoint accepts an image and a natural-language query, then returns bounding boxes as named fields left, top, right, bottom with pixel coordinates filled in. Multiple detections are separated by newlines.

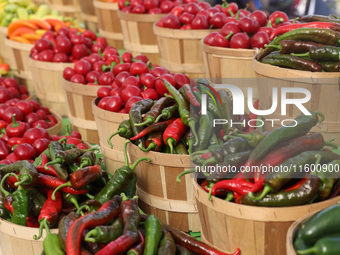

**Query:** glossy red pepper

left=163, top=118, right=188, bottom=154
left=67, top=137, right=82, bottom=145
left=14, top=143, right=37, bottom=160
left=211, top=180, right=254, bottom=196
left=6, top=114, right=26, bottom=138
left=36, top=154, right=59, bottom=177
left=0, top=140, right=9, bottom=159
left=26, top=214, right=40, bottom=228
left=268, top=11, right=288, bottom=28
left=46, top=115, right=58, bottom=126
left=23, top=127, right=49, bottom=144
left=0, top=120, right=8, bottom=133
left=64, top=125, right=82, bottom=139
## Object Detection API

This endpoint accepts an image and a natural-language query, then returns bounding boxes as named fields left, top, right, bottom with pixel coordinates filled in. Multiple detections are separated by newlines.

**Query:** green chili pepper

left=85, top=217, right=124, bottom=243
left=297, top=233, right=340, bottom=255
left=217, top=90, right=233, bottom=138
left=209, top=131, right=220, bottom=146
left=45, top=147, right=89, bottom=168
left=192, top=90, right=222, bottom=119
left=233, top=129, right=270, bottom=147
left=0, top=160, right=38, bottom=187
left=79, top=151, right=96, bottom=169
left=174, top=141, right=189, bottom=155
left=125, top=172, right=137, bottom=198
left=108, top=119, right=133, bottom=149
left=0, top=173, right=10, bottom=220
left=42, top=218, right=65, bottom=255
left=27, top=188, right=46, bottom=218
left=182, top=130, right=194, bottom=154
left=155, top=105, right=179, bottom=123
left=129, top=99, right=155, bottom=148
left=33, top=149, right=51, bottom=167
left=144, top=214, right=163, bottom=255
left=95, top=141, right=150, bottom=204
left=195, top=112, right=214, bottom=152
left=67, top=162, right=80, bottom=173
left=158, top=230, right=176, bottom=255
left=176, top=245, right=192, bottom=255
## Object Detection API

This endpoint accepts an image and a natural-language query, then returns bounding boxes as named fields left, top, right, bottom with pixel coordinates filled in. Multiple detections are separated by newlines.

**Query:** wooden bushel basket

left=92, top=98, right=129, bottom=175
left=154, top=25, right=219, bottom=78
left=194, top=176, right=340, bottom=255
left=118, top=11, right=165, bottom=65
left=254, top=58, right=340, bottom=142
left=80, top=0, right=98, bottom=32
left=0, top=27, right=10, bottom=64
left=47, top=0, right=81, bottom=20
left=127, top=143, right=200, bottom=232
left=201, top=39, right=258, bottom=99
left=62, top=79, right=100, bottom=144
left=93, top=0, right=123, bottom=49
left=5, top=38, right=34, bottom=93
left=0, top=218, right=58, bottom=255
left=46, top=111, right=63, bottom=135
left=29, top=58, right=74, bottom=117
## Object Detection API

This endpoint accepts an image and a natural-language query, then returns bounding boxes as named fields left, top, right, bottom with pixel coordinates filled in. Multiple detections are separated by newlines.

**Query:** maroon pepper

left=6, top=114, right=27, bottom=138
left=51, top=163, right=103, bottom=200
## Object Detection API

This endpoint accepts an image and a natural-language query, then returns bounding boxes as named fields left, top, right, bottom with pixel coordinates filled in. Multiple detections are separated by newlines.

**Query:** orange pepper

left=10, top=27, right=35, bottom=38
left=22, top=33, right=42, bottom=41
left=0, top=64, right=10, bottom=72
left=10, top=36, right=31, bottom=44
left=45, top=19, right=66, bottom=32
left=8, top=20, right=38, bottom=37
left=28, top=20, right=52, bottom=31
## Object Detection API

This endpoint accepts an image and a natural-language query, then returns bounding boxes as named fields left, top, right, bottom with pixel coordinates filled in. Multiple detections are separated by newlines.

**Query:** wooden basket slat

left=254, top=58, right=340, bottom=141
left=79, top=0, right=98, bottom=32
left=93, top=0, right=123, bottom=48
left=194, top=176, right=340, bottom=255
left=154, top=25, right=216, bottom=78
left=47, top=0, right=81, bottom=19
left=63, top=79, right=99, bottom=144
left=118, top=11, right=163, bottom=65
left=46, top=111, right=63, bottom=135
left=92, top=98, right=129, bottom=174
left=0, top=218, right=58, bottom=255
left=0, top=27, right=9, bottom=63
left=128, top=142, right=200, bottom=232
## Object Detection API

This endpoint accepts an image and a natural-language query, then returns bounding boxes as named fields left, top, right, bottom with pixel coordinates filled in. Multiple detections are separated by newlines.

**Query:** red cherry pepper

left=67, top=137, right=82, bottom=146
left=0, top=139, right=9, bottom=159
left=5, top=114, right=27, bottom=138
left=46, top=115, right=58, bottom=126
left=163, top=118, right=188, bottom=154
left=7, top=137, right=24, bottom=149
left=77, top=143, right=88, bottom=150
left=23, top=127, right=49, bottom=144
left=268, top=11, right=289, bottom=28
left=64, top=125, right=82, bottom=139
left=14, top=143, right=37, bottom=160
left=0, top=120, right=8, bottom=134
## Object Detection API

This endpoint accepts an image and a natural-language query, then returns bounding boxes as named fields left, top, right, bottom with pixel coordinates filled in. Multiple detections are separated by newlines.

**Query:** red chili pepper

left=35, top=174, right=88, bottom=195
left=5, top=114, right=27, bottom=138
left=190, top=79, right=199, bottom=92
left=268, top=11, right=289, bottom=28
left=77, top=143, right=89, bottom=150
left=7, top=173, right=18, bottom=188
left=46, top=115, right=58, bottom=126
left=66, top=196, right=122, bottom=255
left=26, top=214, right=40, bottom=228
left=128, top=229, right=145, bottom=254
left=201, top=180, right=209, bottom=192
left=51, top=164, right=102, bottom=199
left=36, top=154, right=59, bottom=177
left=246, top=99, right=259, bottom=133
left=285, top=178, right=306, bottom=192
left=38, top=190, right=62, bottom=226
left=179, top=84, right=200, bottom=107
left=4, top=194, right=14, bottom=213
left=163, top=118, right=188, bottom=154
left=212, top=180, right=254, bottom=196
left=269, top=22, right=340, bottom=40
left=233, top=192, right=241, bottom=200
left=130, top=119, right=175, bottom=141
left=67, top=137, right=82, bottom=145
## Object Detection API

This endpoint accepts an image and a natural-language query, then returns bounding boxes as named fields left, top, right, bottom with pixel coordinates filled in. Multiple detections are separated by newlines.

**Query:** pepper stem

left=297, top=247, right=317, bottom=255
left=14, top=175, right=30, bottom=187
left=11, top=114, right=20, bottom=128
left=64, top=124, right=71, bottom=136
left=248, top=185, right=273, bottom=201
left=33, top=218, right=50, bottom=240
left=124, top=140, right=130, bottom=167
left=228, top=9, right=234, bottom=17
left=324, top=141, right=340, bottom=150
left=86, top=193, right=95, bottom=199
left=291, top=52, right=310, bottom=58
left=265, top=44, right=282, bottom=51
left=121, top=193, right=129, bottom=201
left=233, top=129, right=254, bottom=142
left=155, top=113, right=167, bottom=123
left=130, top=157, right=150, bottom=171
left=190, top=149, right=210, bottom=160
left=189, top=119, right=199, bottom=146
left=208, top=183, right=214, bottom=201
left=134, top=117, right=153, bottom=127
left=77, top=205, right=90, bottom=215
left=85, top=229, right=98, bottom=243
left=52, top=182, right=71, bottom=200
left=225, top=192, right=234, bottom=202
left=275, top=17, right=284, bottom=25
left=314, top=111, right=325, bottom=123
left=202, top=157, right=216, bottom=169
left=58, top=137, right=67, bottom=143
left=314, top=154, right=322, bottom=167
left=176, top=169, right=195, bottom=183
left=1, top=173, right=17, bottom=197
left=44, top=158, right=62, bottom=169
left=69, top=196, right=81, bottom=214
left=167, top=138, right=175, bottom=154
left=225, top=32, right=233, bottom=40
left=138, top=143, right=156, bottom=152
left=107, top=130, right=122, bottom=149
left=83, top=147, right=98, bottom=152
left=267, top=20, right=272, bottom=27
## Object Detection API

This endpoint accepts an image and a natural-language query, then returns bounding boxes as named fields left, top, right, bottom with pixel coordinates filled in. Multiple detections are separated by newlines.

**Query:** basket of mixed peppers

left=256, top=14, right=340, bottom=72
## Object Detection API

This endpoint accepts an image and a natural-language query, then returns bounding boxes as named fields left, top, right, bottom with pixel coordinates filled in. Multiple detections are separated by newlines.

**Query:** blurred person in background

left=293, top=0, right=340, bottom=16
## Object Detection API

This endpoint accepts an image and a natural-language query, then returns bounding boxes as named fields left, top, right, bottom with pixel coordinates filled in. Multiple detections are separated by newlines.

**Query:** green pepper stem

left=1, top=173, right=17, bottom=197
left=267, top=20, right=272, bottom=27
left=43, top=218, right=51, bottom=236
left=208, top=183, right=214, bottom=201
left=52, top=182, right=71, bottom=200
left=202, top=157, right=217, bottom=169
left=107, top=130, right=122, bottom=149
left=314, top=111, right=325, bottom=123
left=121, top=193, right=129, bottom=201
left=225, top=32, right=233, bottom=40
left=223, top=135, right=238, bottom=140
left=176, top=169, right=195, bottom=183
left=167, top=138, right=175, bottom=154
left=190, top=149, right=210, bottom=160
left=314, top=154, right=322, bottom=166
left=130, top=157, right=150, bottom=171
left=138, top=143, right=155, bottom=152
left=324, top=141, right=340, bottom=150
left=69, top=196, right=81, bottom=212
left=275, top=17, right=284, bottom=25
left=189, top=119, right=199, bottom=146
left=85, top=229, right=98, bottom=243
left=44, top=158, right=62, bottom=169
left=155, top=113, right=167, bottom=123
left=11, top=114, right=19, bottom=128
left=14, top=175, right=30, bottom=187
left=248, top=185, right=273, bottom=201
left=64, top=124, right=71, bottom=136
left=33, top=218, right=50, bottom=240
left=291, top=52, right=310, bottom=57
left=265, top=44, right=282, bottom=51
left=187, top=139, right=193, bottom=155
left=228, top=9, right=234, bottom=17
left=83, top=147, right=98, bottom=152
left=297, top=247, right=317, bottom=255
left=58, top=137, right=67, bottom=143
left=86, top=193, right=95, bottom=199
left=134, top=117, right=153, bottom=127
left=124, top=140, right=130, bottom=167
left=225, top=192, right=234, bottom=202
left=77, top=205, right=90, bottom=215
left=79, top=163, right=86, bottom=169
left=233, top=129, right=254, bottom=141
